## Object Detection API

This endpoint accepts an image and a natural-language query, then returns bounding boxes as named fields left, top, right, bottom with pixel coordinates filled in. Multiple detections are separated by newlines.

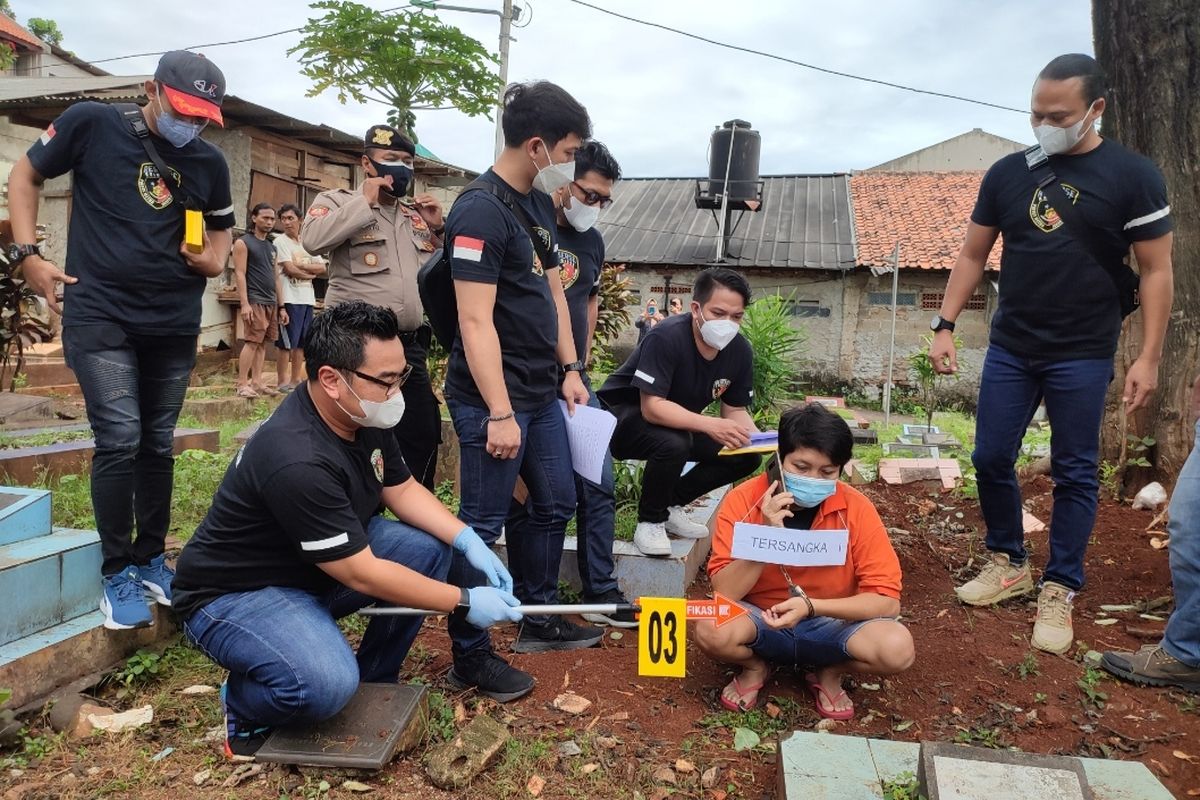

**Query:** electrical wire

left=565, top=0, right=1027, bottom=115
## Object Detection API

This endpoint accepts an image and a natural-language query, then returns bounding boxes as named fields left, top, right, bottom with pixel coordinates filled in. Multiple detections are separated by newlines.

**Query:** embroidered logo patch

left=371, top=448, right=385, bottom=482
left=364, top=252, right=378, bottom=267
left=1029, top=182, right=1080, bottom=234
left=137, top=162, right=181, bottom=210
left=308, top=205, right=331, bottom=218
left=712, top=378, right=731, bottom=400
left=558, top=248, right=580, bottom=289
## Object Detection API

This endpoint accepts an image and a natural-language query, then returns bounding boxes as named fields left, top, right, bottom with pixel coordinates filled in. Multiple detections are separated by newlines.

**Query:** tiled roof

left=597, top=175, right=856, bottom=271
left=850, top=171, right=1002, bottom=271
left=0, top=15, right=45, bottom=51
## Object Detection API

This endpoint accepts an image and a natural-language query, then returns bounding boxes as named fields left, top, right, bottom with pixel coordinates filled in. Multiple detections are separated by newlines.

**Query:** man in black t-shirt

left=233, top=202, right=284, bottom=397
left=442, top=81, right=599, bottom=701
left=931, top=54, right=1174, bottom=655
left=506, top=141, right=637, bottom=628
left=8, top=51, right=235, bottom=632
left=174, top=301, right=522, bottom=758
left=598, top=268, right=761, bottom=557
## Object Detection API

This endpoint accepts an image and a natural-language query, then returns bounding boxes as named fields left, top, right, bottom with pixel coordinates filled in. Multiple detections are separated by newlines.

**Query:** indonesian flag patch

left=453, top=236, right=485, bottom=263
left=38, top=123, right=56, bottom=146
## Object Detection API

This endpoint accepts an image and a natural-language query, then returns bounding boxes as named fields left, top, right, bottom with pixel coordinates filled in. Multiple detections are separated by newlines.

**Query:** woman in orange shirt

left=697, top=404, right=914, bottom=718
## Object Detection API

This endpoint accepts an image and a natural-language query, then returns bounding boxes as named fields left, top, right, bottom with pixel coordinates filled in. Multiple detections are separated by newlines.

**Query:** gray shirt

left=241, top=233, right=277, bottom=306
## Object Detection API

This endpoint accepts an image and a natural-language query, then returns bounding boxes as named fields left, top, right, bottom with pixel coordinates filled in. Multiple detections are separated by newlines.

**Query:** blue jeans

left=505, top=376, right=618, bottom=597
left=738, top=602, right=887, bottom=667
left=182, top=516, right=451, bottom=726
left=63, top=324, right=196, bottom=576
left=447, top=397, right=576, bottom=656
left=1165, top=421, right=1200, bottom=667
left=973, top=344, right=1113, bottom=590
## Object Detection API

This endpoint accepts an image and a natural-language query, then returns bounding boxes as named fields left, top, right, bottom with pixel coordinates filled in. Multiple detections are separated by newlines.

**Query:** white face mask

left=562, top=194, right=600, bottom=232
left=337, top=375, right=406, bottom=429
left=697, top=309, right=740, bottom=351
left=1033, top=102, right=1098, bottom=156
left=532, top=139, right=575, bottom=195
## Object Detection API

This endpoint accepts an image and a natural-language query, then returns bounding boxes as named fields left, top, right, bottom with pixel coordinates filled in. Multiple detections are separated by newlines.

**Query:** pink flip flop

left=720, top=670, right=770, bottom=711
left=806, top=672, right=854, bottom=720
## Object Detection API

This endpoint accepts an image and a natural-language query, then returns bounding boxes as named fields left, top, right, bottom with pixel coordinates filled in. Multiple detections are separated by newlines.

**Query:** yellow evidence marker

left=185, top=208, right=204, bottom=254
left=637, top=597, right=686, bottom=678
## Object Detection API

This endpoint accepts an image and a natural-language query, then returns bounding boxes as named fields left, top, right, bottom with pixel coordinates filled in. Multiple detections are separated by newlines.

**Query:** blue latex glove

left=465, top=587, right=523, bottom=629
left=453, top=526, right=514, bottom=593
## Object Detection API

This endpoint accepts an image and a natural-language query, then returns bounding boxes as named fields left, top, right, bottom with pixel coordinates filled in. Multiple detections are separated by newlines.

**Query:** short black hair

left=693, top=267, right=751, bottom=307
left=574, top=140, right=621, bottom=182
left=250, top=202, right=275, bottom=218
left=278, top=203, right=301, bottom=218
left=501, top=81, right=591, bottom=148
left=1038, top=54, right=1108, bottom=104
left=304, top=300, right=402, bottom=378
left=778, top=404, right=853, bottom=468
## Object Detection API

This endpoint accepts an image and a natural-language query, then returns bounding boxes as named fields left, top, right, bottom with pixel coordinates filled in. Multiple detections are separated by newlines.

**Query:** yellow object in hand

left=185, top=209, right=204, bottom=254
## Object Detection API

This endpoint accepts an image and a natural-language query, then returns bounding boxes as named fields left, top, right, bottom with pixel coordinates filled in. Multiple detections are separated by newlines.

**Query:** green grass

left=0, top=429, right=93, bottom=450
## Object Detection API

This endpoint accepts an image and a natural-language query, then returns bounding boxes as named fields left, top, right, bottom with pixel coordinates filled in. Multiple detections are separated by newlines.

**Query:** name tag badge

left=731, top=522, right=849, bottom=567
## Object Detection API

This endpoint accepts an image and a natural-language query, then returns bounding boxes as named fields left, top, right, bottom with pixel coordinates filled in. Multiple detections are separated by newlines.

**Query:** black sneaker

left=581, top=589, right=640, bottom=629
left=512, top=617, right=604, bottom=654
left=447, top=649, right=536, bottom=702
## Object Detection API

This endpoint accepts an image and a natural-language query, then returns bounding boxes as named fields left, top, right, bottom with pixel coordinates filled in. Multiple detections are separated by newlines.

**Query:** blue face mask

left=780, top=467, right=837, bottom=508
left=156, top=95, right=203, bottom=148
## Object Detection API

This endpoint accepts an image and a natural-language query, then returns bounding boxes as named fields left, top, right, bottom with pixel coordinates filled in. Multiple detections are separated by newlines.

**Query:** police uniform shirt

left=26, top=101, right=235, bottom=335
left=598, top=313, right=754, bottom=414
left=172, top=385, right=411, bottom=620
left=971, top=140, right=1172, bottom=360
left=301, top=188, right=438, bottom=331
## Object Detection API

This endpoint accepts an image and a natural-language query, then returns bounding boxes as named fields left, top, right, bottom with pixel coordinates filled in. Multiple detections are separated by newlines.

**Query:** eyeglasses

left=349, top=363, right=413, bottom=395
left=571, top=181, right=614, bottom=209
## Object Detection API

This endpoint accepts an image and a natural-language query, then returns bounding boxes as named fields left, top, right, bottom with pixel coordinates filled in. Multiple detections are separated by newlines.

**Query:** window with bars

left=921, top=292, right=987, bottom=311
left=867, top=292, right=917, bottom=306
left=786, top=299, right=831, bottom=318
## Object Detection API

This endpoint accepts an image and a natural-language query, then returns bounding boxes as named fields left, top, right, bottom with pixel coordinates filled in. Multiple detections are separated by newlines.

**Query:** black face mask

left=369, top=158, right=413, bottom=196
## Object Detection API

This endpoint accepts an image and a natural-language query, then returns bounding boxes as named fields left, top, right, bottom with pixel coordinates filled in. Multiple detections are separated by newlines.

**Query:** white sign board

left=731, top=522, right=849, bottom=567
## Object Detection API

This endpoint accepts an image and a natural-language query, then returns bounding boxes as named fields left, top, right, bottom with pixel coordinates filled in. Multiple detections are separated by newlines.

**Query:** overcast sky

left=25, top=0, right=1093, bottom=176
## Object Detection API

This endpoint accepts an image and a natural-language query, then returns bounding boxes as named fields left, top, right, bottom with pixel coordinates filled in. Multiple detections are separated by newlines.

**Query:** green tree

left=740, top=292, right=806, bottom=426
left=908, top=333, right=964, bottom=429
left=27, top=17, right=62, bottom=46
left=289, top=1, right=502, bottom=137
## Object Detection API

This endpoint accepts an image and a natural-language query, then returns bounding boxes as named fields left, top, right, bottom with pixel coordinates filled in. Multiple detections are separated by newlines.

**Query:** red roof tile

left=0, top=14, right=45, bottom=51
left=850, top=171, right=1002, bottom=271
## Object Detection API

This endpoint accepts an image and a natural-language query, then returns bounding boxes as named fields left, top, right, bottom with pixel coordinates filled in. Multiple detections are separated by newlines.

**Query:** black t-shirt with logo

left=239, top=233, right=277, bottom=305
left=26, top=101, right=236, bottom=336
left=444, top=169, right=562, bottom=411
left=555, top=223, right=604, bottom=366
left=971, top=140, right=1172, bottom=360
left=172, top=386, right=411, bottom=620
left=598, top=313, right=754, bottom=413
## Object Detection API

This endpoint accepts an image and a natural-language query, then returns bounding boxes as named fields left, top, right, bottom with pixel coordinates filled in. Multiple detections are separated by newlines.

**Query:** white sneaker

left=665, top=506, right=709, bottom=539
left=633, top=522, right=672, bottom=556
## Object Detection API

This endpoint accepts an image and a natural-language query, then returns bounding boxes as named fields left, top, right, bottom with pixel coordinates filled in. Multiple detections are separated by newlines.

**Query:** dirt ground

left=3, top=474, right=1199, bottom=799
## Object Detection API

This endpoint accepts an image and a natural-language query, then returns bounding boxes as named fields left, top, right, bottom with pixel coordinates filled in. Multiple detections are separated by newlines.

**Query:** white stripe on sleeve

left=300, top=532, right=350, bottom=551
left=206, top=205, right=235, bottom=217
left=634, top=369, right=656, bottom=385
left=1124, top=206, right=1170, bottom=230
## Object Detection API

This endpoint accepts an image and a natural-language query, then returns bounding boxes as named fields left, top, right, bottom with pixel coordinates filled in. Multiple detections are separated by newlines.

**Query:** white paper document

left=731, top=522, right=849, bottom=567
left=558, top=401, right=618, bottom=484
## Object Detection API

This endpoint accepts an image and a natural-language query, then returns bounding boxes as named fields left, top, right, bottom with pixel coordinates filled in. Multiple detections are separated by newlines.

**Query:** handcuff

left=780, top=567, right=815, bottom=619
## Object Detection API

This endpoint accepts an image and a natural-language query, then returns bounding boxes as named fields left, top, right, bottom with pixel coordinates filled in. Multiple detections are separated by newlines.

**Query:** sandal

left=719, top=669, right=770, bottom=712
left=806, top=672, right=854, bottom=720
left=236, top=386, right=259, bottom=399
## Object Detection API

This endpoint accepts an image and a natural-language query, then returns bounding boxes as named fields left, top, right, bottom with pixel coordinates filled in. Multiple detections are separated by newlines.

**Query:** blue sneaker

left=220, top=682, right=271, bottom=759
left=139, top=554, right=174, bottom=607
left=100, top=568, right=154, bottom=630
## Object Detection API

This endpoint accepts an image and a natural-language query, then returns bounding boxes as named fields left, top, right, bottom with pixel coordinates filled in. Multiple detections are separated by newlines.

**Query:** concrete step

left=0, top=487, right=52, bottom=546
left=0, top=527, right=101, bottom=648
left=0, top=427, right=219, bottom=484
left=0, top=392, right=54, bottom=425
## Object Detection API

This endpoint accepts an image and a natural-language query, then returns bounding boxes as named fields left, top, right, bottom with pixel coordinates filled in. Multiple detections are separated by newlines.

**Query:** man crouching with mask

left=173, top=300, right=522, bottom=759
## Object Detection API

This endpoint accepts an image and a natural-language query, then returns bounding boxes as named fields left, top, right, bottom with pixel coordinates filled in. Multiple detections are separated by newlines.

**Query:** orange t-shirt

left=708, top=472, right=902, bottom=610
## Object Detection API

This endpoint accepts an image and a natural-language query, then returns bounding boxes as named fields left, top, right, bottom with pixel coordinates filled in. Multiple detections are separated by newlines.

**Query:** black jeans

left=393, top=327, right=442, bottom=490
left=605, top=401, right=761, bottom=523
left=63, top=324, right=196, bottom=576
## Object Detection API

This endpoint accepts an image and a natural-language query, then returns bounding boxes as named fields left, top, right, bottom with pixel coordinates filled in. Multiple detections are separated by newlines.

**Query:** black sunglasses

left=349, top=363, right=413, bottom=394
left=571, top=181, right=614, bottom=209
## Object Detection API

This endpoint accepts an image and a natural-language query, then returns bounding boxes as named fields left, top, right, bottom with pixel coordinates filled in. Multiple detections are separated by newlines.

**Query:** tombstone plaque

left=917, top=742, right=1093, bottom=800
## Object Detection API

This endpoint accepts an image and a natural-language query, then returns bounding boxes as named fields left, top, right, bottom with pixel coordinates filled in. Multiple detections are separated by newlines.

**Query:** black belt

left=398, top=322, right=430, bottom=344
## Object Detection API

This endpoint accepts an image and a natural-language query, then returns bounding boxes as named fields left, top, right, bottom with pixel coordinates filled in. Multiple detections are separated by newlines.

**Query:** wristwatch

left=456, top=587, right=471, bottom=610
left=929, top=315, right=956, bottom=333
left=560, top=360, right=585, bottom=375
left=6, top=243, right=40, bottom=266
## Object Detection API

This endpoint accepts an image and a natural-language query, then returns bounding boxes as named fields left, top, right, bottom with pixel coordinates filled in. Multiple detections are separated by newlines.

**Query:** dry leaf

left=1151, top=758, right=1171, bottom=777
left=180, top=685, right=217, bottom=695
left=552, top=692, right=592, bottom=715
left=606, top=711, right=630, bottom=722
left=581, top=763, right=599, bottom=775
left=342, top=781, right=373, bottom=793
left=712, top=791, right=728, bottom=800
left=527, top=774, right=546, bottom=797
left=649, top=790, right=671, bottom=800
left=453, top=702, right=467, bottom=724
left=1185, top=790, right=1200, bottom=797
left=1150, top=537, right=1168, bottom=550
left=951, top=707, right=962, bottom=715
left=651, top=766, right=677, bottom=785
left=764, top=702, right=781, bottom=719
left=596, top=735, right=618, bottom=749
left=701, top=766, right=720, bottom=788
left=562, top=671, right=571, bottom=689
left=936, top=608, right=949, bottom=618
left=675, top=758, right=696, bottom=773
left=1174, top=750, right=1198, bottom=764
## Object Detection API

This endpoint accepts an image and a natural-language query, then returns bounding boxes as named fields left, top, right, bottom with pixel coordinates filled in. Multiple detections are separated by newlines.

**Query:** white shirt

left=274, top=234, right=322, bottom=306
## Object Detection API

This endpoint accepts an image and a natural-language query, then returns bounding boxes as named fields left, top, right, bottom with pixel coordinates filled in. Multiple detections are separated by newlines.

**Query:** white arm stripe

left=206, top=205, right=235, bottom=217
left=634, top=369, right=656, bottom=385
left=1124, top=206, right=1170, bottom=230
left=300, top=532, right=350, bottom=551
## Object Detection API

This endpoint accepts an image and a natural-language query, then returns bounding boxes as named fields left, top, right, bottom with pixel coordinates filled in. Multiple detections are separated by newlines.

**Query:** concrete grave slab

left=0, top=393, right=54, bottom=425
left=843, top=460, right=874, bottom=486
left=878, top=458, right=962, bottom=489
left=850, top=428, right=878, bottom=445
left=805, top=396, right=846, bottom=408
left=255, top=683, right=427, bottom=770
left=883, top=442, right=942, bottom=459
left=1023, top=510, right=1046, bottom=534
left=423, top=713, right=509, bottom=790
left=918, top=742, right=1092, bottom=800
left=903, top=424, right=940, bottom=436
left=0, top=487, right=52, bottom=546
left=0, top=428, right=218, bottom=484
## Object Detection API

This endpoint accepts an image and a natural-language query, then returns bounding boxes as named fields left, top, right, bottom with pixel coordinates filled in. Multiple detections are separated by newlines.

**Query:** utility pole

left=494, top=0, right=514, bottom=158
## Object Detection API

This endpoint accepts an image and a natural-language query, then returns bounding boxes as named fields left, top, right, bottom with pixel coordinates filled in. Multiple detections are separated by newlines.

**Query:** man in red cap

left=7, top=50, right=235, bottom=631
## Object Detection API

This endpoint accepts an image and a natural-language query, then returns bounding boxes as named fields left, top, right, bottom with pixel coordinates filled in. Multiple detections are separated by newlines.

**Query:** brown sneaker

left=1101, top=644, right=1200, bottom=693
left=954, top=552, right=1034, bottom=606
left=1031, top=581, right=1074, bottom=654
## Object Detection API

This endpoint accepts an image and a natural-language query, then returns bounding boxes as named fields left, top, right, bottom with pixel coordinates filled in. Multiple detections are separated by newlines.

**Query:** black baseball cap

left=364, top=124, right=415, bottom=155
left=155, top=50, right=226, bottom=127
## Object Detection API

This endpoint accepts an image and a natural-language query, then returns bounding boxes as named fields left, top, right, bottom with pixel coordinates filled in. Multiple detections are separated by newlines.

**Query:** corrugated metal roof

left=0, top=76, right=149, bottom=102
left=596, top=175, right=856, bottom=271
